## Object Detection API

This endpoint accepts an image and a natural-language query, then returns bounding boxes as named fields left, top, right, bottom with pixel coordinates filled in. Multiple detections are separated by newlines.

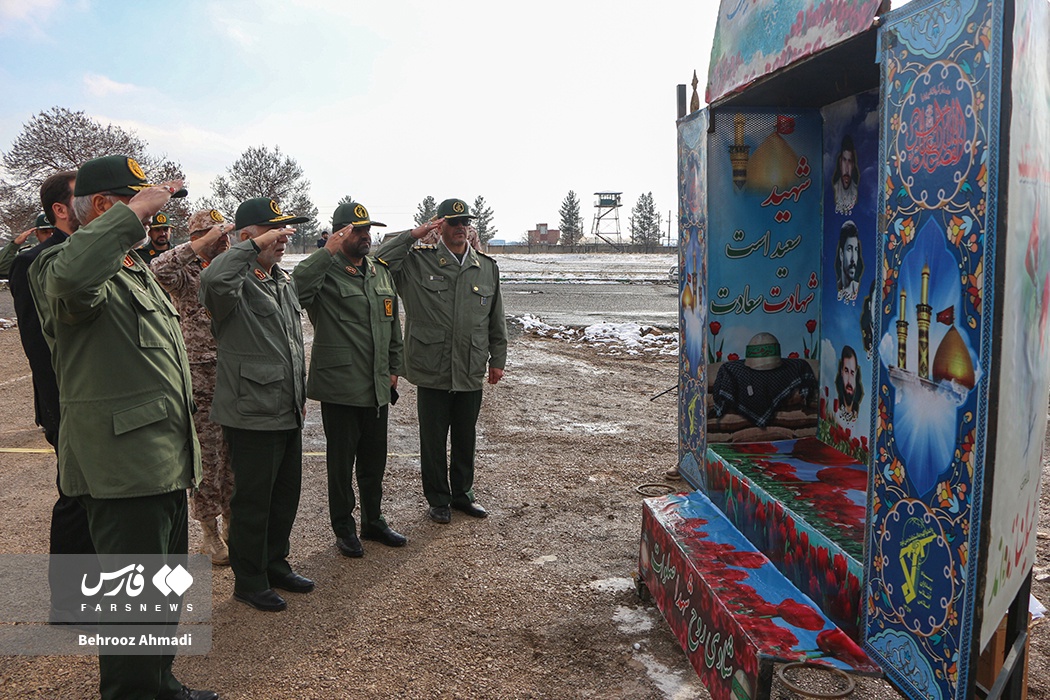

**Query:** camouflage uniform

left=153, top=241, right=233, bottom=522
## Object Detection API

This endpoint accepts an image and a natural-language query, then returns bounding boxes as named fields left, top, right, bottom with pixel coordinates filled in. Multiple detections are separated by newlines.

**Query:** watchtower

left=590, top=191, right=623, bottom=250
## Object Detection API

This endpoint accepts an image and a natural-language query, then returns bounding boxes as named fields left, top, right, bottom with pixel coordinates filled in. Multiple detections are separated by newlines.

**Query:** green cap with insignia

left=435, top=198, right=475, bottom=220
left=73, top=155, right=188, bottom=198
left=234, top=197, right=311, bottom=229
left=333, top=201, right=386, bottom=230
left=149, top=212, right=172, bottom=229
left=34, top=212, right=55, bottom=230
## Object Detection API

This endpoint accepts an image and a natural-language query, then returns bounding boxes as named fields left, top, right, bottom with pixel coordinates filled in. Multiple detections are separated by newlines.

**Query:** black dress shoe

left=271, top=572, right=315, bottom=594
left=169, top=685, right=220, bottom=700
left=336, top=535, right=364, bottom=558
left=451, top=501, right=489, bottom=518
left=428, top=505, right=451, bottom=524
left=361, top=524, right=408, bottom=547
left=233, top=589, right=286, bottom=612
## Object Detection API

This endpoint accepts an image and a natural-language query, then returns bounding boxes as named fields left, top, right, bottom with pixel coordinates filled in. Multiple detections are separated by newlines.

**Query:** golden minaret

left=917, top=263, right=932, bottom=379
left=897, top=287, right=908, bottom=369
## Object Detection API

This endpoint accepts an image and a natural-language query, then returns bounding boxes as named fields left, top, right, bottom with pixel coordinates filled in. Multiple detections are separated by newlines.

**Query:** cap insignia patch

left=127, top=158, right=146, bottom=181
left=452, top=201, right=465, bottom=214
left=269, top=200, right=282, bottom=216
left=209, top=210, right=224, bottom=223
left=155, top=213, right=167, bottom=224
left=354, top=204, right=367, bottom=219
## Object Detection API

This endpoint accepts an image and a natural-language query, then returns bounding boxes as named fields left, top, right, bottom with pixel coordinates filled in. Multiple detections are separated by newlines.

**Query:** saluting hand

left=325, top=224, right=352, bottom=255
left=255, top=226, right=292, bottom=252
left=13, top=227, right=35, bottom=245
left=128, top=179, right=185, bottom=223
left=410, top=218, right=442, bottom=240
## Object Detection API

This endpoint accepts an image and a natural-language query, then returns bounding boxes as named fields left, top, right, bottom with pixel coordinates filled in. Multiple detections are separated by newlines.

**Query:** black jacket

left=9, top=230, right=68, bottom=445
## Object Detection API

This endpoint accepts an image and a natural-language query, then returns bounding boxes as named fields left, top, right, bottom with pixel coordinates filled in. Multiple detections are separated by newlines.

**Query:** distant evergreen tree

left=558, top=190, right=583, bottom=250
left=472, top=195, right=496, bottom=244
left=337, top=194, right=354, bottom=206
left=629, top=192, right=662, bottom=253
left=414, top=195, right=437, bottom=225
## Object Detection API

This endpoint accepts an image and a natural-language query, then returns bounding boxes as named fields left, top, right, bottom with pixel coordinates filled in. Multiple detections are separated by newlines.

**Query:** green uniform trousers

left=321, top=402, right=389, bottom=538
left=223, top=427, right=301, bottom=593
left=79, top=490, right=188, bottom=700
left=416, top=387, right=483, bottom=508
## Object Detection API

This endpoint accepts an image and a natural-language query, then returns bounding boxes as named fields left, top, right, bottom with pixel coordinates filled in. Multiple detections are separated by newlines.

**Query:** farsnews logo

left=81, top=564, right=193, bottom=598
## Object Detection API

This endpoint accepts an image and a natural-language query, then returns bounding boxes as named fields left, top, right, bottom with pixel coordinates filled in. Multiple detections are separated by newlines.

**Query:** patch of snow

left=586, top=577, right=635, bottom=593
left=613, top=605, right=655, bottom=634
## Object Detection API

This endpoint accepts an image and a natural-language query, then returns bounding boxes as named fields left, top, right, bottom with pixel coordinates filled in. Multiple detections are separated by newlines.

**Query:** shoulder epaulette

left=376, top=258, right=389, bottom=267
left=476, top=249, right=495, bottom=260
left=415, top=244, right=437, bottom=250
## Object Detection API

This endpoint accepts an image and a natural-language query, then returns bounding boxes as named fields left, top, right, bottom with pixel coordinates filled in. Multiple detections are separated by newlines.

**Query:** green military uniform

left=376, top=222, right=507, bottom=510
left=133, top=240, right=166, bottom=265
left=200, top=236, right=307, bottom=594
left=0, top=238, right=31, bottom=277
left=293, top=211, right=403, bottom=544
left=29, top=191, right=202, bottom=700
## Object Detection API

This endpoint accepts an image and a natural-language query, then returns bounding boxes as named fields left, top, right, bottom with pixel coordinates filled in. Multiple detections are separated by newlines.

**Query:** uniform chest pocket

left=420, top=275, right=449, bottom=293
left=247, top=293, right=279, bottom=317
left=237, top=363, right=285, bottom=416
left=470, top=284, right=495, bottom=314
left=336, top=282, right=368, bottom=323
left=130, top=288, right=171, bottom=349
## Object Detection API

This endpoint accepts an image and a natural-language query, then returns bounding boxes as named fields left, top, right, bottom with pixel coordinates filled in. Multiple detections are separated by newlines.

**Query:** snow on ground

left=513, top=313, right=678, bottom=357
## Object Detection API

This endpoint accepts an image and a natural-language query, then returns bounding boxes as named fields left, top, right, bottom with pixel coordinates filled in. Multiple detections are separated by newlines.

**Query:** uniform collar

left=438, top=240, right=479, bottom=268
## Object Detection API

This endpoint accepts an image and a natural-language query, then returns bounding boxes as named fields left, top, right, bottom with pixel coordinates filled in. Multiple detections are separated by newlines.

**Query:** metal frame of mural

left=864, top=0, right=1004, bottom=698
left=679, top=109, right=710, bottom=488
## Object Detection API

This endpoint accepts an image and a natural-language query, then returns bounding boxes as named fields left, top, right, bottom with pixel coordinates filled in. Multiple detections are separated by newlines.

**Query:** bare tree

left=0, top=107, right=187, bottom=235
left=204, top=145, right=320, bottom=243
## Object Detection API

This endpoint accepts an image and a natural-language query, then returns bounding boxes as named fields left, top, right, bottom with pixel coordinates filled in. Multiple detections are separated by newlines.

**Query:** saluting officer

left=293, top=201, right=406, bottom=558
left=29, top=155, right=216, bottom=700
left=376, top=198, right=507, bottom=525
left=0, top=212, right=54, bottom=278
left=199, top=197, right=311, bottom=613
left=135, top=210, right=173, bottom=265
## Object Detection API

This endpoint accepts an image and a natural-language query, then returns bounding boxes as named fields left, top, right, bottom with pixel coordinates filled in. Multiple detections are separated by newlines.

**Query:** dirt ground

left=0, top=311, right=1047, bottom=699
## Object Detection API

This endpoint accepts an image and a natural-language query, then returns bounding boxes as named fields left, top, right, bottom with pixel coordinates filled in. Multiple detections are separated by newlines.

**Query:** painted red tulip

left=728, top=352, right=740, bottom=361
left=710, top=321, right=722, bottom=335
left=806, top=319, right=817, bottom=333
left=776, top=599, right=826, bottom=631
left=788, top=351, right=800, bottom=359
left=817, top=628, right=877, bottom=671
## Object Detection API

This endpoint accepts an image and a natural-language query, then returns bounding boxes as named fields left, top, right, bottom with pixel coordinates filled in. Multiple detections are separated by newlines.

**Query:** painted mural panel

left=707, top=0, right=884, bottom=105
left=864, top=1, right=1002, bottom=698
left=706, top=110, right=822, bottom=445
left=819, top=90, right=880, bottom=465
left=678, top=109, right=710, bottom=488
left=982, top=0, right=1050, bottom=648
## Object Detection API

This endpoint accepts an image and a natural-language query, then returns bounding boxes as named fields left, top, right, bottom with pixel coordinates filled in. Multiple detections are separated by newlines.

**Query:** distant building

left=527, top=223, right=560, bottom=245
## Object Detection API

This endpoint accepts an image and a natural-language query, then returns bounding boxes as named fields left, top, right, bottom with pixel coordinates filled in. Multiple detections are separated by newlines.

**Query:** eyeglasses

left=447, top=218, right=471, bottom=227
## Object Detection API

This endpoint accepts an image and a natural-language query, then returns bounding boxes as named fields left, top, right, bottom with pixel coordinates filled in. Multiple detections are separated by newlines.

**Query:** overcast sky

left=0, top=1, right=915, bottom=241
left=0, top=1, right=720, bottom=241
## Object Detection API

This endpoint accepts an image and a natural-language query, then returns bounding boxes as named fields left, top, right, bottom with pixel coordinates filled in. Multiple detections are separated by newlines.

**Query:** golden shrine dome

left=932, top=326, right=975, bottom=389
left=746, top=132, right=799, bottom=192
